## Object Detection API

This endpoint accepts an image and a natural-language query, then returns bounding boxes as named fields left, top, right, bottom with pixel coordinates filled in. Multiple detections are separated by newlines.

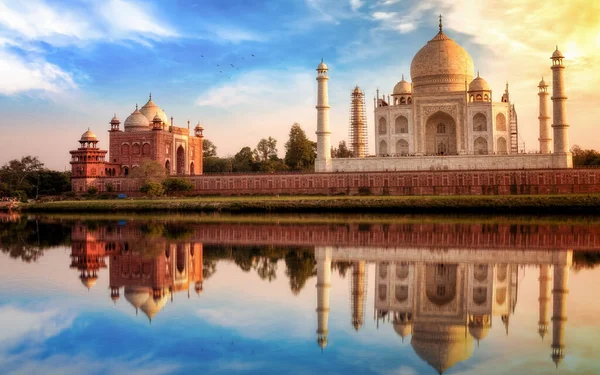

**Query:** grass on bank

left=12, top=193, right=600, bottom=215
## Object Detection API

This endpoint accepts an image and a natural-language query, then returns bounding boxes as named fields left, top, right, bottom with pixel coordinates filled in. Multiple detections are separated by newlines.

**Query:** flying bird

left=230, top=64, right=234, bottom=67
left=251, top=54, right=255, bottom=57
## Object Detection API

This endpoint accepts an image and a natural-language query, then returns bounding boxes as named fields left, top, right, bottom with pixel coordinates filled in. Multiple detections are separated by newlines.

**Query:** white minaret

left=551, top=251, right=571, bottom=367
left=315, top=60, right=332, bottom=172
left=315, top=246, right=332, bottom=350
left=538, top=264, right=552, bottom=339
left=551, top=47, right=569, bottom=155
left=538, top=78, right=552, bottom=153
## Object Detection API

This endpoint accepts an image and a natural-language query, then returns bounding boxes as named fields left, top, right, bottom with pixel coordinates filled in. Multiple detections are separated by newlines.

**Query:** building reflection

left=317, top=247, right=572, bottom=373
left=64, top=220, right=577, bottom=372
left=70, top=223, right=203, bottom=322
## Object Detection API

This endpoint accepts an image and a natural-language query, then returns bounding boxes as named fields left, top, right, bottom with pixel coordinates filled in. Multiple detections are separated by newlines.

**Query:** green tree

left=162, top=178, right=193, bottom=194
left=255, top=137, right=278, bottom=162
left=0, top=156, right=44, bottom=197
left=571, top=145, right=600, bottom=166
left=203, top=139, right=218, bottom=158
left=87, top=186, right=98, bottom=195
left=332, top=140, right=353, bottom=158
left=203, top=157, right=231, bottom=173
left=284, top=123, right=316, bottom=171
left=233, top=146, right=257, bottom=172
left=130, top=160, right=166, bottom=182
left=140, top=181, right=165, bottom=197
left=285, top=248, right=317, bottom=295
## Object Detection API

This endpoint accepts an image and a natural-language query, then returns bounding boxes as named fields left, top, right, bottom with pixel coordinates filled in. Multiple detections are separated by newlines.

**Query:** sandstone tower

left=551, top=251, right=571, bottom=367
left=315, top=60, right=332, bottom=172
left=538, top=264, right=552, bottom=339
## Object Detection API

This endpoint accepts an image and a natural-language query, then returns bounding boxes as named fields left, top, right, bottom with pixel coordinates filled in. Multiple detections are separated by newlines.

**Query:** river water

left=1, top=213, right=599, bottom=375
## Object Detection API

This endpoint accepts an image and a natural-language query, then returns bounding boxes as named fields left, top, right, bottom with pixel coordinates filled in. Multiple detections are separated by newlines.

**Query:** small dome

left=468, top=325, right=490, bottom=341
left=194, top=122, right=203, bottom=130
left=317, top=60, right=328, bottom=70
left=152, top=113, right=163, bottom=123
left=124, top=286, right=151, bottom=310
left=80, top=275, right=98, bottom=289
left=140, top=293, right=168, bottom=321
left=393, top=321, right=412, bottom=338
left=124, top=106, right=150, bottom=132
left=317, top=336, right=328, bottom=349
left=110, top=114, right=120, bottom=124
left=111, top=294, right=120, bottom=302
left=140, top=95, right=169, bottom=124
left=80, top=128, right=98, bottom=142
left=538, top=77, right=548, bottom=87
left=393, top=76, right=411, bottom=95
left=552, top=47, right=564, bottom=59
left=469, top=73, right=490, bottom=92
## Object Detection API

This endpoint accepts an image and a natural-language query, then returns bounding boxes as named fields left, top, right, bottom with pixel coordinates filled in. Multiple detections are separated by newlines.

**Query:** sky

left=0, top=0, right=599, bottom=170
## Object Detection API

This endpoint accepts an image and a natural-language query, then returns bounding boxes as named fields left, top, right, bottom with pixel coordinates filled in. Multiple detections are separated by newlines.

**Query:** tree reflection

left=0, top=217, right=71, bottom=262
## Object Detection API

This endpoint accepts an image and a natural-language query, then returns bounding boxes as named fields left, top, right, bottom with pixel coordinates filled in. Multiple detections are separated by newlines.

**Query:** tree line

left=203, top=123, right=317, bottom=173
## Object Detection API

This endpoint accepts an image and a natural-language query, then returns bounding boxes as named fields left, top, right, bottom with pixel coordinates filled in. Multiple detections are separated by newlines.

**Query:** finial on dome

left=402, top=74, right=404, bottom=80
left=477, top=71, right=480, bottom=78
left=439, top=14, right=443, bottom=32
left=149, top=92, right=152, bottom=100
left=135, top=103, right=138, bottom=110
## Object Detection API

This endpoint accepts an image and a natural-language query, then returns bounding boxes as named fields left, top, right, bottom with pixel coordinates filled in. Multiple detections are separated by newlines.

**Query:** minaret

left=316, top=247, right=332, bottom=350
left=538, top=78, right=552, bottom=153
left=315, top=60, right=332, bottom=172
left=351, top=261, right=366, bottom=330
left=551, top=47, right=570, bottom=155
left=538, top=265, right=552, bottom=339
left=551, top=251, right=572, bottom=367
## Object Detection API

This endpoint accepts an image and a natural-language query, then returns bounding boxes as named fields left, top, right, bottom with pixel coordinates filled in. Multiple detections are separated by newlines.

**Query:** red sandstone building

left=70, top=95, right=204, bottom=192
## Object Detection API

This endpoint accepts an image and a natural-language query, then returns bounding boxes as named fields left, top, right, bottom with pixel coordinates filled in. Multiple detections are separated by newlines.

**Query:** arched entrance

left=497, top=137, right=507, bottom=154
left=425, top=264, right=457, bottom=306
left=425, top=111, right=457, bottom=155
left=165, top=160, right=170, bottom=175
left=474, top=137, right=488, bottom=154
left=379, top=140, right=388, bottom=155
left=176, top=145, right=185, bottom=175
left=396, top=139, right=409, bottom=155
left=190, top=162, right=195, bottom=175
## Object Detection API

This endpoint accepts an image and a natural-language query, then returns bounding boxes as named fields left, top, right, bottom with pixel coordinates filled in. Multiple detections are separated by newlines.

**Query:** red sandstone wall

left=72, top=168, right=600, bottom=195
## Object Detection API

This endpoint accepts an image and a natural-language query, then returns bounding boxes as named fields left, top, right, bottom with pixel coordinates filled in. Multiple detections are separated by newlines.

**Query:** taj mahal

left=315, top=16, right=572, bottom=173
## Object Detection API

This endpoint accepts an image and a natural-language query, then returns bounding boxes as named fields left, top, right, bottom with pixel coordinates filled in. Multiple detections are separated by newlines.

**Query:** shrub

left=87, top=186, right=98, bottom=195
left=105, top=183, right=114, bottom=193
left=141, top=182, right=165, bottom=197
left=98, top=193, right=112, bottom=200
left=13, top=190, right=28, bottom=202
left=163, top=178, right=193, bottom=194
left=63, top=191, right=77, bottom=198
left=358, top=186, right=372, bottom=196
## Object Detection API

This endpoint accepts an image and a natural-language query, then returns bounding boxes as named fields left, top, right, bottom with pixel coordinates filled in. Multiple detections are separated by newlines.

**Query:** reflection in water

left=1, top=214, right=597, bottom=374
left=318, top=247, right=572, bottom=373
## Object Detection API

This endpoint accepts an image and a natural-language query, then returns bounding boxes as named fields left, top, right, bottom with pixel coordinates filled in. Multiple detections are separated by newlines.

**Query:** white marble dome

left=140, top=96, right=169, bottom=125
left=124, top=106, right=150, bottom=132
left=410, top=28, right=474, bottom=93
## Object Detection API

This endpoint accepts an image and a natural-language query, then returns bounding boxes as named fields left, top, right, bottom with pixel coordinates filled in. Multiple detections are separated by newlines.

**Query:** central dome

left=410, top=27, right=474, bottom=94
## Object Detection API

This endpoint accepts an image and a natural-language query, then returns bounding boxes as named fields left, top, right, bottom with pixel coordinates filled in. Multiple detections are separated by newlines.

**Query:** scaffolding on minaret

left=350, top=261, right=367, bottom=331
left=510, top=104, right=519, bottom=153
left=349, top=86, right=368, bottom=158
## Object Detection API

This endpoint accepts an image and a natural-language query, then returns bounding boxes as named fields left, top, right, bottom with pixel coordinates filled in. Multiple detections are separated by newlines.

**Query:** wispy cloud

left=350, top=0, right=365, bottom=12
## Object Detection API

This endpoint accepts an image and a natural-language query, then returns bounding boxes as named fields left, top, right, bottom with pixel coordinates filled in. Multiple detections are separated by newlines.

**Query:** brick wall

left=74, top=168, right=600, bottom=196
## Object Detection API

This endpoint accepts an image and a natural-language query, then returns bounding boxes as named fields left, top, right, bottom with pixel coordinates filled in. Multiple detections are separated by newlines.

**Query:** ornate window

left=437, top=123, right=446, bottom=134
left=121, top=144, right=130, bottom=155
left=496, top=113, right=507, bottom=131
left=378, top=117, right=387, bottom=135
left=396, top=139, right=409, bottom=155
left=142, top=143, right=151, bottom=155
left=394, top=116, right=408, bottom=134
left=474, top=137, right=488, bottom=155
left=437, top=142, right=447, bottom=154
left=473, top=113, right=487, bottom=132
left=132, top=143, right=141, bottom=155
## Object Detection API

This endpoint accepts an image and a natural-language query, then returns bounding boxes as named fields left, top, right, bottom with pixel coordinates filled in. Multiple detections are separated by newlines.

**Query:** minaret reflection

left=538, top=265, right=552, bottom=339
left=315, top=247, right=332, bottom=350
left=551, top=251, right=571, bottom=367
left=322, top=248, right=572, bottom=374
left=350, top=261, right=366, bottom=331
left=69, top=223, right=204, bottom=322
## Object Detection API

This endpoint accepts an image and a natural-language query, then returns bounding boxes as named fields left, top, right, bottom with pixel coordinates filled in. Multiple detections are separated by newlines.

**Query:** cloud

left=0, top=306, right=74, bottom=349
left=350, top=0, right=365, bottom=12
left=0, top=50, right=76, bottom=95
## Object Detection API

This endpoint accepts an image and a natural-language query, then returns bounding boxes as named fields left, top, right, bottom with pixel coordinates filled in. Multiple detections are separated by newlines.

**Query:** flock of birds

left=200, top=53, right=257, bottom=79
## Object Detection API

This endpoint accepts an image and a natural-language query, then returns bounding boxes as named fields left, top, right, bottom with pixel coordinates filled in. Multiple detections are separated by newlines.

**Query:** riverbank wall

left=71, top=168, right=600, bottom=196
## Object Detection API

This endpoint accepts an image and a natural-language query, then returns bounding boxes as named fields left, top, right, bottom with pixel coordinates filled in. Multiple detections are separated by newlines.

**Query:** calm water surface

left=1, top=214, right=600, bottom=375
